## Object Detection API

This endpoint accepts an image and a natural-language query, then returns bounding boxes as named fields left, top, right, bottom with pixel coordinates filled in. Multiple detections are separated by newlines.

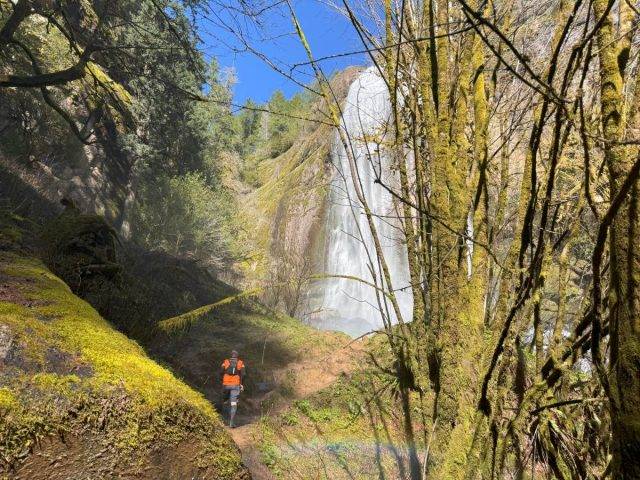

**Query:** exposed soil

left=230, top=426, right=276, bottom=480
left=44, top=346, right=94, bottom=377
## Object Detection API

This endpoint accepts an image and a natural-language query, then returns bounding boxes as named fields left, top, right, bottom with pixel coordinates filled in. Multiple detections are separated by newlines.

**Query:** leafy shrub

left=132, top=172, right=235, bottom=268
left=280, top=410, right=299, bottom=426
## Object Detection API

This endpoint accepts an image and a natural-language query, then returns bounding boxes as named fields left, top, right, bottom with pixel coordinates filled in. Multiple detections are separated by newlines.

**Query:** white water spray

left=306, top=67, right=413, bottom=337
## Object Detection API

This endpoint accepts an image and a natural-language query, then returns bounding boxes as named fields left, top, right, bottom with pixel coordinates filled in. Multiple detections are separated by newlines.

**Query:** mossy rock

left=40, top=209, right=121, bottom=291
left=0, top=252, right=248, bottom=479
left=37, top=210, right=151, bottom=339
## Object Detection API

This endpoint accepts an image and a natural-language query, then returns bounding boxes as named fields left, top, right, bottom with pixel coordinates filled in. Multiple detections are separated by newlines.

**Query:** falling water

left=305, top=67, right=413, bottom=337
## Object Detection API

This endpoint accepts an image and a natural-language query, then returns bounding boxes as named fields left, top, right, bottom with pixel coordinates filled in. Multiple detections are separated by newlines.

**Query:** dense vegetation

left=0, top=0, right=310, bottom=270
left=211, top=1, right=640, bottom=479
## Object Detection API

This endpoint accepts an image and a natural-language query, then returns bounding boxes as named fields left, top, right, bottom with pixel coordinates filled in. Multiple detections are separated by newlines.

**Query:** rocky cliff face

left=0, top=136, right=135, bottom=237
left=238, top=67, right=362, bottom=318
left=0, top=66, right=139, bottom=237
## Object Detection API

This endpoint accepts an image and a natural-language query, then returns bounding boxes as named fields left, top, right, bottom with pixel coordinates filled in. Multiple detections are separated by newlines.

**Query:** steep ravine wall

left=238, top=67, right=362, bottom=318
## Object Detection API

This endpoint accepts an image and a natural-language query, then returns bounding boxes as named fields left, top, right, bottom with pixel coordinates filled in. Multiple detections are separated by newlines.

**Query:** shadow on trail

left=105, top=248, right=307, bottom=419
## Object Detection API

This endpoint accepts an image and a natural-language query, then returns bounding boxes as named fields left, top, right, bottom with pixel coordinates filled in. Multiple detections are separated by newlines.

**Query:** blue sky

left=197, top=1, right=369, bottom=104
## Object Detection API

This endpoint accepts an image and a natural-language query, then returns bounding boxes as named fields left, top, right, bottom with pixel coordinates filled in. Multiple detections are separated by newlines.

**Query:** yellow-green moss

left=0, top=388, right=17, bottom=411
left=1, top=254, right=213, bottom=409
left=0, top=252, right=242, bottom=475
left=235, top=120, right=331, bottom=281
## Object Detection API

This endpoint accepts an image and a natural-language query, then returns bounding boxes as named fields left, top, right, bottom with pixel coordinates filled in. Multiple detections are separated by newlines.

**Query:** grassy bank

left=251, top=335, right=430, bottom=480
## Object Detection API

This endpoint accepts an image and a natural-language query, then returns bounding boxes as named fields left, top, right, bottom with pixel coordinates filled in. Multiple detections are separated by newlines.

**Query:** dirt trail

left=227, top=339, right=365, bottom=480
left=229, top=423, right=275, bottom=480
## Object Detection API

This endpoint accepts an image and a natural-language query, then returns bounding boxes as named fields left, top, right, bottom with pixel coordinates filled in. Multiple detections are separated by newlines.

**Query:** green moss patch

left=0, top=252, right=244, bottom=477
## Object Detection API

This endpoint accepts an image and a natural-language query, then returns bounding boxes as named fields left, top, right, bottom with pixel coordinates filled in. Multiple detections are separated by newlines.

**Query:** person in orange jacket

left=220, top=350, right=245, bottom=428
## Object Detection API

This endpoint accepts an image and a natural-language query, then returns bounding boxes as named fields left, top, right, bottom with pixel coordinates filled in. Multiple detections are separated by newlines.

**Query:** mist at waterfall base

left=305, top=67, right=413, bottom=338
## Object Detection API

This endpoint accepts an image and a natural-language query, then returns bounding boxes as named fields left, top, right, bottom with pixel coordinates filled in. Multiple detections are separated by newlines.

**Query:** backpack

left=224, top=358, right=240, bottom=376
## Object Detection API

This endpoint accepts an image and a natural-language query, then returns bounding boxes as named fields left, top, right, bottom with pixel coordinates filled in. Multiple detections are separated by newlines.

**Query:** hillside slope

left=31, top=209, right=356, bottom=414
left=0, top=206, right=370, bottom=479
left=151, top=301, right=354, bottom=410
left=250, top=335, right=423, bottom=480
left=0, top=248, right=248, bottom=479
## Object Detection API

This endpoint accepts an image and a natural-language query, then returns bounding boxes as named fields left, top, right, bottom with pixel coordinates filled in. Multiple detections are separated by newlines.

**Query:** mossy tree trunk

left=280, top=0, right=640, bottom=477
left=593, top=1, right=640, bottom=477
left=409, top=1, right=490, bottom=476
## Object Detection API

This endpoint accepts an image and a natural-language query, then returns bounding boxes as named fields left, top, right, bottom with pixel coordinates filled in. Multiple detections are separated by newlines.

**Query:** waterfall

left=305, top=67, right=413, bottom=337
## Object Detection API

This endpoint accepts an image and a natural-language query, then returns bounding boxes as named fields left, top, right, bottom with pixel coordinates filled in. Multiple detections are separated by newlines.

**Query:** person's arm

left=239, top=365, right=245, bottom=389
left=220, top=363, right=226, bottom=384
